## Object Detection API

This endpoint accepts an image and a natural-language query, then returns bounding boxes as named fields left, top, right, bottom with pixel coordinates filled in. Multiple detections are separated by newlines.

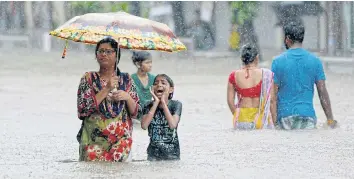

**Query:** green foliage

left=110, top=2, right=129, bottom=12
left=141, top=3, right=150, bottom=18
left=230, top=2, right=259, bottom=25
left=70, top=1, right=130, bottom=15
left=70, top=2, right=102, bottom=15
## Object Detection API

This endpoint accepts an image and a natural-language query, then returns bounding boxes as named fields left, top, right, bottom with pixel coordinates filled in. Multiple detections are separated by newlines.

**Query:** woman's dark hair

left=132, top=51, right=152, bottom=65
left=95, top=37, right=121, bottom=76
left=241, top=44, right=258, bottom=65
left=284, top=21, right=305, bottom=43
left=154, top=74, right=174, bottom=99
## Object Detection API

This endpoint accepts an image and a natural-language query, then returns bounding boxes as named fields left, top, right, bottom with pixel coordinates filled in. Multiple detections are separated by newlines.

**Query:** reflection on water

left=1, top=51, right=354, bottom=178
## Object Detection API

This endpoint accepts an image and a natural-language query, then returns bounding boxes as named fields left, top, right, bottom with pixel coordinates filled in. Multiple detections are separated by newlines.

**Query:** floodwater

left=1, top=50, right=354, bottom=179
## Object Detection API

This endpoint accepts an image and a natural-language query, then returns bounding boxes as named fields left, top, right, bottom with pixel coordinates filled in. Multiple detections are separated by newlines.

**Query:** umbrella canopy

left=49, top=11, right=187, bottom=57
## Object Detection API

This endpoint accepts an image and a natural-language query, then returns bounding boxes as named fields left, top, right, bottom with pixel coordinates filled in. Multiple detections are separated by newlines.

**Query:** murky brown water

left=1, top=50, right=354, bottom=179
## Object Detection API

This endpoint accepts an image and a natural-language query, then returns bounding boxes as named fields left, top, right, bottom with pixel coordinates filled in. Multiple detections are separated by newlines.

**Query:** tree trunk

left=130, top=1, right=141, bottom=16
left=333, top=2, right=343, bottom=54
left=171, top=1, right=186, bottom=37
left=327, top=1, right=343, bottom=56
left=0, top=2, right=4, bottom=31
left=5, top=2, right=12, bottom=30
left=24, top=1, right=33, bottom=34
left=52, top=1, right=66, bottom=26
left=240, top=20, right=262, bottom=61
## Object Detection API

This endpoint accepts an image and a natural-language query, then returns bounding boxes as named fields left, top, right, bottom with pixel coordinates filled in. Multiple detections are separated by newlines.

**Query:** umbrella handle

left=111, top=47, right=120, bottom=93
left=112, top=85, right=118, bottom=92
left=62, top=40, right=68, bottom=59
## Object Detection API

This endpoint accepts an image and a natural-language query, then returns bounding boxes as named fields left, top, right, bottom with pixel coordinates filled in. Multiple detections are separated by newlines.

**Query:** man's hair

left=284, top=21, right=305, bottom=43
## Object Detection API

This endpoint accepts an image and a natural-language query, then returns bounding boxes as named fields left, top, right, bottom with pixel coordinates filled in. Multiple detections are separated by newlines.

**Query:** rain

left=0, top=1, right=354, bottom=178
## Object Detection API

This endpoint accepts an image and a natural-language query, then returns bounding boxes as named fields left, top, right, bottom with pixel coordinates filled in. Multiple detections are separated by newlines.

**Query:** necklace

left=242, top=65, right=258, bottom=79
left=98, top=72, right=114, bottom=88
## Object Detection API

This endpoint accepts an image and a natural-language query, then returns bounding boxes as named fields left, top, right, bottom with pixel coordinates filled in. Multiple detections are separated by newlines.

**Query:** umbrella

left=49, top=11, right=187, bottom=58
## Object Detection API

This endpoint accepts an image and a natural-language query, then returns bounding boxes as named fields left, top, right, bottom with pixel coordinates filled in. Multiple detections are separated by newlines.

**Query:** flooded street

left=1, top=50, right=354, bottom=179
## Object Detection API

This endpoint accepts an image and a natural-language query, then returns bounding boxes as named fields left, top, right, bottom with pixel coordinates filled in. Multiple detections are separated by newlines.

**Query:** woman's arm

left=270, top=82, right=278, bottom=125
left=141, top=101, right=159, bottom=130
left=227, top=82, right=236, bottom=115
left=78, top=73, right=109, bottom=120
left=95, top=87, right=111, bottom=105
left=126, top=95, right=138, bottom=116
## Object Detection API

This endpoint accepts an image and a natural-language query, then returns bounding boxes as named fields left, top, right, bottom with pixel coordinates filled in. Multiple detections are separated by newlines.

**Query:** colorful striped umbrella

left=49, top=11, right=187, bottom=58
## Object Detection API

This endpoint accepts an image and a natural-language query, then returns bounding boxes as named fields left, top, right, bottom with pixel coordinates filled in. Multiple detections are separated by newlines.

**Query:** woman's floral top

left=77, top=71, right=139, bottom=162
left=143, top=100, right=182, bottom=161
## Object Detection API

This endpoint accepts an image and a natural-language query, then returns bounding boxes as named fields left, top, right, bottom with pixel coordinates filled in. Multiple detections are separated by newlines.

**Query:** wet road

left=0, top=51, right=353, bottom=179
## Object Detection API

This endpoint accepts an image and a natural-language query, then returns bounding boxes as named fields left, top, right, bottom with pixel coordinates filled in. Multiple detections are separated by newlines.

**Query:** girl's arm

left=141, top=100, right=159, bottom=130
left=227, top=82, right=236, bottom=115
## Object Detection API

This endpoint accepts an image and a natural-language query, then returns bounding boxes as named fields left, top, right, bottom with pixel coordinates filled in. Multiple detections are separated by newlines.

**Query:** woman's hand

left=112, top=90, right=131, bottom=101
left=150, top=86, right=160, bottom=104
left=106, top=76, right=119, bottom=91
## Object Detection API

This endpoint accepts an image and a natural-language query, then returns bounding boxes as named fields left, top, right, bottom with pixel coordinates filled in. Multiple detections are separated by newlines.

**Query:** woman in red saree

left=227, top=44, right=277, bottom=129
left=77, top=37, right=139, bottom=162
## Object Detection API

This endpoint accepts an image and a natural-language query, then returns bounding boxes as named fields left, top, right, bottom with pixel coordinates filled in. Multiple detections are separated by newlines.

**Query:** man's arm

left=314, top=59, right=336, bottom=126
left=316, top=80, right=334, bottom=121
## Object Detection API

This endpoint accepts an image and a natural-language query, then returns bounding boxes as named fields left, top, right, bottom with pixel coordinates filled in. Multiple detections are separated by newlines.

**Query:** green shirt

left=131, top=73, right=155, bottom=120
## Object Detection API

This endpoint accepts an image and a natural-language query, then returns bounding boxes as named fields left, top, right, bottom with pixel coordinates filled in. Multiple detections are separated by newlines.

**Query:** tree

left=230, top=2, right=262, bottom=61
left=273, top=2, right=323, bottom=28
left=70, top=1, right=102, bottom=16
left=130, top=1, right=141, bottom=16
left=69, top=1, right=129, bottom=16
left=171, top=1, right=186, bottom=37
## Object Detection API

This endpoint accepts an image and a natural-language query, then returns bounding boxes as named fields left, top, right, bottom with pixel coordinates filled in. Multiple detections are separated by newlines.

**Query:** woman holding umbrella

left=49, top=11, right=187, bottom=162
left=76, top=37, right=140, bottom=162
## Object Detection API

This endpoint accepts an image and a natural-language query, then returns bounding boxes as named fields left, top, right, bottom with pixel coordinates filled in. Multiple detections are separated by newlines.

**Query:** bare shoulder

left=250, top=68, right=263, bottom=77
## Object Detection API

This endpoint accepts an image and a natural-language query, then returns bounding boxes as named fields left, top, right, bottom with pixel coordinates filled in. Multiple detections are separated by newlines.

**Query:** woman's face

left=96, top=43, right=116, bottom=68
left=139, top=59, right=152, bottom=72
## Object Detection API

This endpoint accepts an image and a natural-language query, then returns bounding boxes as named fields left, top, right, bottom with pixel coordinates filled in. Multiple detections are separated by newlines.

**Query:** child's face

left=139, top=59, right=152, bottom=72
left=153, top=76, right=173, bottom=99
